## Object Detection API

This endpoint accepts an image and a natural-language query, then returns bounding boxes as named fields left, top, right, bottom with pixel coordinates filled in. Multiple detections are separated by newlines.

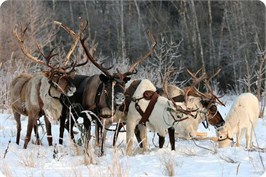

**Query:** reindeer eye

left=219, top=136, right=223, bottom=139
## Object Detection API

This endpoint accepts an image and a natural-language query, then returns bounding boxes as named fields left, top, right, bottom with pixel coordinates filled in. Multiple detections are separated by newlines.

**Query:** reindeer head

left=184, top=68, right=226, bottom=127
left=81, top=28, right=157, bottom=108
left=43, top=68, right=76, bottom=97
left=216, top=125, right=234, bottom=148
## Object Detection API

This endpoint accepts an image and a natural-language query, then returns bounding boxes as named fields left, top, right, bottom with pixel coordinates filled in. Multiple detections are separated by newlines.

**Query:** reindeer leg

left=236, top=127, right=241, bottom=147
left=126, top=119, right=138, bottom=156
left=168, top=127, right=175, bottom=150
left=134, top=124, right=143, bottom=148
left=138, top=124, right=148, bottom=152
left=59, top=106, right=67, bottom=145
left=95, top=119, right=102, bottom=147
left=33, top=124, right=42, bottom=145
left=24, top=113, right=38, bottom=149
left=159, top=127, right=175, bottom=150
left=158, top=134, right=165, bottom=148
left=13, top=111, right=21, bottom=145
left=245, top=128, right=251, bottom=149
left=59, top=115, right=65, bottom=145
left=44, top=116, right=52, bottom=146
left=100, top=134, right=104, bottom=156
left=100, top=119, right=105, bottom=156
left=83, top=114, right=91, bottom=149
left=113, top=123, right=123, bottom=146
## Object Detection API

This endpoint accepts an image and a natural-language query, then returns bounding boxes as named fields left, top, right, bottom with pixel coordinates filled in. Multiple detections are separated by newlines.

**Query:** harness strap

left=48, top=80, right=61, bottom=99
left=166, top=109, right=189, bottom=127
left=218, top=135, right=233, bottom=142
left=94, top=82, right=104, bottom=114
left=139, top=92, right=159, bottom=125
left=135, top=100, right=144, bottom=117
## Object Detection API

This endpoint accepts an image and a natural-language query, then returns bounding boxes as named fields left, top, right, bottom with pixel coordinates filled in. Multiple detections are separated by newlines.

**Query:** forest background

left=0, top=0, right=265, bottom=110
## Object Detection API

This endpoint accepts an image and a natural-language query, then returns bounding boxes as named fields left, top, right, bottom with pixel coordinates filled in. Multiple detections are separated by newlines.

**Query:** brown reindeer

left=200, top=69, right=226, bottom=129
left=10, top=21, right=87, bottom=149
left=59, top=29, right=157, bottom=155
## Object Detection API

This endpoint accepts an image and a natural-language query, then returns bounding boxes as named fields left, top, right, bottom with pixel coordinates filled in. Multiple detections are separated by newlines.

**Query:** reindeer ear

left=42, top=71, right=51, bottom=78
left=99, top=74, right=109, bottom=83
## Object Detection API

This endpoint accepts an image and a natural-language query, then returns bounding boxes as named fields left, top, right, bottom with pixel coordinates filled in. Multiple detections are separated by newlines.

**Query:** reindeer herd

left=9, top=20, right=261, bottom=156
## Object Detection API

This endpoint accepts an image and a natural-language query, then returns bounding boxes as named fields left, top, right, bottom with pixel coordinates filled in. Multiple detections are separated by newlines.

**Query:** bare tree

left=190, top=0, right=206, bottom=73
left=139, top=34, right=184, bottom=86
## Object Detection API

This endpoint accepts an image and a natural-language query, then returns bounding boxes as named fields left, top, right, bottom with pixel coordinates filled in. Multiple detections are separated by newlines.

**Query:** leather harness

left=93, top=82, right=116, bottom=119
left=132, top=90, right=159, bottom=125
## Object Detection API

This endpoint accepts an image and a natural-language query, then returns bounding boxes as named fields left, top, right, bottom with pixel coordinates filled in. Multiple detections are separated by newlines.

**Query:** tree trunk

left=120, top=0, right=127, bottom=60
left=69, top=0, right=74, bottom=24
left=208, top=0, right=215, bottom=68
left=190, top=0, right=206, bottom=72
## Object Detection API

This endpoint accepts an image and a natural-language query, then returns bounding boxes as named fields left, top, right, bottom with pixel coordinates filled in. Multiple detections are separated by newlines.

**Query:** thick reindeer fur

left=10, top=73, right=73, bottom=148
left=174, top=96, right=207, bottom=139
left=160, top=84, right=184, bottom=98
left=216, top=93, right=259, bottom=149
left=160, top=85, right=207, bottom=139
left=40, top=76, right=65, bottom=122
left=126, top=79, right=184, bottom=155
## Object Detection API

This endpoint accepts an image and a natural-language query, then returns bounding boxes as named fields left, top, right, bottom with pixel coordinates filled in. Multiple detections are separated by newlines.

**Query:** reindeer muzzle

left=66, top=85, right=76, bottom=97
left=114, top=92, right=125, bottom=106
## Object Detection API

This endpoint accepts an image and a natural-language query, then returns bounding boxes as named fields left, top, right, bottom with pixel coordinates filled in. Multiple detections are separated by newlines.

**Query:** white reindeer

left=216, top=93, right=260, bottom=149
left=174, top=95, right=208, bottom=139
left=158, top=84, right=208, bottom=139
left=125, top=79, right=189, bottom=155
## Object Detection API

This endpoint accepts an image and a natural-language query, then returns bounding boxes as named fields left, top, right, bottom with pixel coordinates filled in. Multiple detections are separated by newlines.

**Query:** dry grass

left=83, top=143, right=96, bottom=165
left=1, top=161, right=15, bottom=177
left=19, top=150, right=37, bottom=168
left=69, top=165, right=84, bottom=177
left=161, top=155, right=178, bottom=176
left=108, top=148, right=128, bottom=177
left=180, top=147, right=197, bottom=156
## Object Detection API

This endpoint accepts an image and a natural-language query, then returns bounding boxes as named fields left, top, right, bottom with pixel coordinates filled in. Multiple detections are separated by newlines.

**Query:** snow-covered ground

left=0, top=95, right=266, bottom=177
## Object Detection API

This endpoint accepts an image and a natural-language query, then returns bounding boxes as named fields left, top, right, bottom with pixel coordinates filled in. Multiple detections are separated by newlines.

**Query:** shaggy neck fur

left=173, top=96, right=207, bottom=138
left=39, top=76, right=63, bottom=123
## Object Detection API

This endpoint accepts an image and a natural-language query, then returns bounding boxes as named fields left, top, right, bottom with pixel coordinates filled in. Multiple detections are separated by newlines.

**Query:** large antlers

left=13, top=20, right=88, bottom=71
left=185, top=68, right=225, bottom=106
left=80, top=33, right=112, bottom=77
left=186, top=68, right=208, bottom=88
left=125, top=30, right=157, bottom=75
left=184, top=68, right=208, bottom=102
left=161, top=69, right=176, bottom=99
left=13, top=25, right=54, bottom=68
left=204, top=68, right=225, bottom=106
left=54, top=20, right=87, bottom=67
left=81, top=27, right=156, bottom=78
